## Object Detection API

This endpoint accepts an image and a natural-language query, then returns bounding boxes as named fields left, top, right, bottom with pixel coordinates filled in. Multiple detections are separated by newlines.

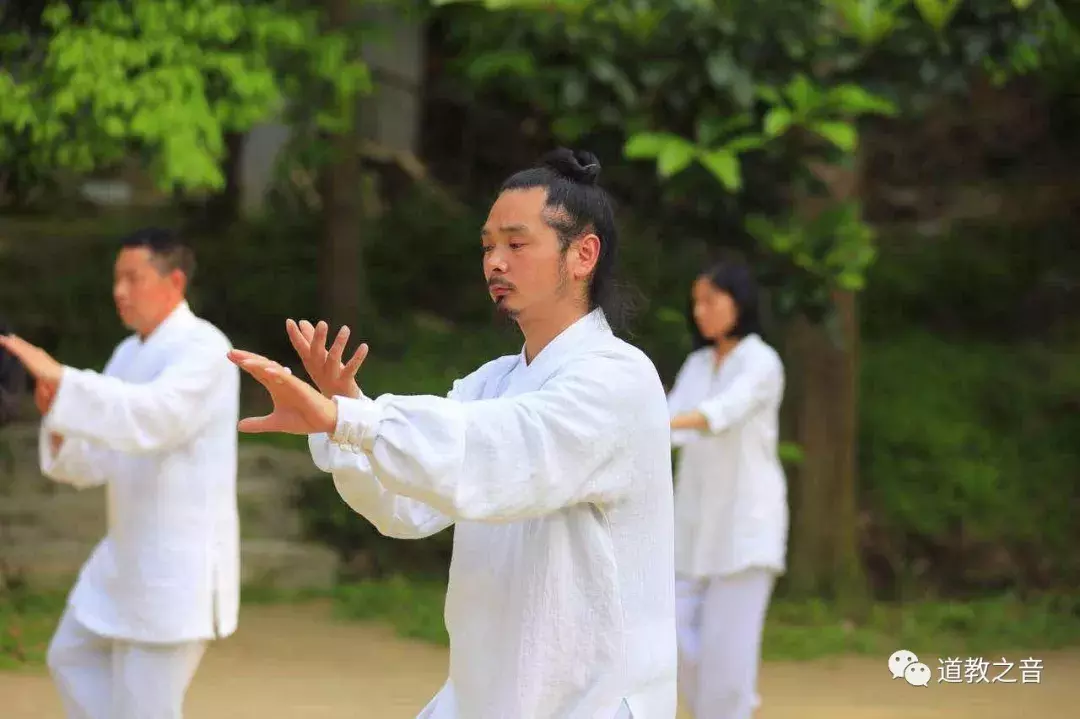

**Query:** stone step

left=239, top=539, right=340, bottom=590
left=0, top=539, right=96, bottom=591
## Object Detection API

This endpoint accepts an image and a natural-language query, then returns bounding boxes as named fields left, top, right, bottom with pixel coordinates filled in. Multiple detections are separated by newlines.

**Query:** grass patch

left=0, top=588, right=67, bottom=671
left=7, top=581, right=1078, bottom=671
left=330, top=578, right=1080, bottom=661
left=239, top=585, right=333, bottom=605
left=763, top=593, right=1080, bottom=661
left=332, top=575, right=450, bottom=646
left=0, top=584, right=333, bottom=671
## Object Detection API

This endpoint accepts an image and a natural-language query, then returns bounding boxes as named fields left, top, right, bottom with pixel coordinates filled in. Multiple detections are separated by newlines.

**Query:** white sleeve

left=666, top=354, right=700, bottom=448
left=38, top=431, right=116, bottom=489
left=328, top=352, right=643, bottom=524
left=42, top=338, right=236, bottom=455
left=696, top=353, right=783, bottom=434
left=309, top=429, right=454, bottom=540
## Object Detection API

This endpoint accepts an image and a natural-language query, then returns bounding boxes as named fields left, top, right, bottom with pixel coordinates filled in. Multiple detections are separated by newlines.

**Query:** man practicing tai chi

left=0, top=228, right=241, bottom=719
left=228, top=149, right=677, bottom=718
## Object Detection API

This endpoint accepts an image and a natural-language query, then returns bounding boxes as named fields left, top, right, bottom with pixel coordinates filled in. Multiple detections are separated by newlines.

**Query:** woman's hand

left=671, top=411, right=709, bottom=432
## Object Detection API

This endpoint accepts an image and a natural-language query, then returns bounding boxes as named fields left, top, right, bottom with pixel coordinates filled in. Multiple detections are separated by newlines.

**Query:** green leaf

left=699, top=149, right=741, bottom=192
left=811, top=121, right=858, bottom=152
left=623, top=132, right=671, bottom=159
left=914, top=0, right=962, bottom=32
left=466, top=50, right=536, bottom=82
left=764, top=108, right=793, bottom=137
left=657, top=138, right=697, bottom=178
left=756, top=85, right=783, bottom=105
left=695, top=114, right=752, bottom=146
left=779, top=441, right=805, bottom=465
left=723, top=133, right=767, bottom=153
left=837, top=270, right=866, bottom=291
left=785, top=74, right=817, bottom=113
left=826, top=85, right=898, bottom=117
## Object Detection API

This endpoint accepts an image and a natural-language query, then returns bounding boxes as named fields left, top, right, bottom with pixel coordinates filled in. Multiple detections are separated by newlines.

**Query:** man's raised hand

left=286, top=319, right=368, bottom=400
left=226, top=349, right=337, bottom=435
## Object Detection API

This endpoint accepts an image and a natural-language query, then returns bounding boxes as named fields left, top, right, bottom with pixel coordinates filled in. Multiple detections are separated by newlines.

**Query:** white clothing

left=309, top=309, right=677, bottom=719
left=666, top=334, right=788, bottom=578
left=39, top=301, right=241, bottom=644
left=675, top=570, right=775, bottom=719
left=48, top=605, right=207, bottom=719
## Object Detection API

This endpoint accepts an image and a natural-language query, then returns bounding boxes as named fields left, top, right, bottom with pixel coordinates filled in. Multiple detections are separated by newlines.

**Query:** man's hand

left=0, top=335, right=63, bottom=387
left=227, top=349, right=338, bottom=435
left=285, top=319, right=369, bottom=400
left=34, top=379, right=57, bottom=415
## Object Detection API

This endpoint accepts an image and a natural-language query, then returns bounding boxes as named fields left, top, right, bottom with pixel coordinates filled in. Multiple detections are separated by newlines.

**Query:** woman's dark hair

left=688, top=260, right=763, bottom=349
left=499, top=148, right=637, bottom=332
left=0, top=319, right=26, bottom=425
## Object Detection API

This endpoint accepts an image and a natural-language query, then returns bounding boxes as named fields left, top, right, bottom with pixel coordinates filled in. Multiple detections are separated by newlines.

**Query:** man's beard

left=488, top=258, right=569, bottom=329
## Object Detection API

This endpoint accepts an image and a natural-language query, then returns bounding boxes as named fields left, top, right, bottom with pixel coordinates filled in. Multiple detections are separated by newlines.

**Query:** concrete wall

left=0, top=423, right=339, bottom=592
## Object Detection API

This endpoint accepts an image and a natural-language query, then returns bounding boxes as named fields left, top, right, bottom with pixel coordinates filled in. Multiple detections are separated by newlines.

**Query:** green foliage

left=328, top=574, right=1080, bottom=657
left=384, top=1, right=1068, bottom=319
left=862, top=333, right=1080, bottom=557
left=0, top=0, right=372, bottom=194
left=0, top=587, right=66, bottom=671
left=984, top=0, right=1079, bottom=90
left=434, top=0, right=1046, bottom=324
left=333, top=575, right=450, bottom=645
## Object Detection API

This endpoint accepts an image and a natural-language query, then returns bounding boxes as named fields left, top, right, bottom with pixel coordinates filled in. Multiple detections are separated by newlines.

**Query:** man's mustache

left=488, top=279, right=515, bottom=292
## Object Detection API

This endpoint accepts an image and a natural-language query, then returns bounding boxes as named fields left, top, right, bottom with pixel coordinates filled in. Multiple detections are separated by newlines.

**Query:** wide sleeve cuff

left=330, top=395, right=386, bottom=454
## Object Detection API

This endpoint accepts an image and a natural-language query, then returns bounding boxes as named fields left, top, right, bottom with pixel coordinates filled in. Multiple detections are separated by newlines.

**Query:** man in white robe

left=227, top=149, right=677, bottom=718
left=0, top=228, right=241, bottom=719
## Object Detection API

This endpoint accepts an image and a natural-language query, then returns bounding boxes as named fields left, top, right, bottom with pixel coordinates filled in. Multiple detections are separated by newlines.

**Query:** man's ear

left=573, top=233, right=601, bottom=280
left=169, top=269, right=187, bottom=294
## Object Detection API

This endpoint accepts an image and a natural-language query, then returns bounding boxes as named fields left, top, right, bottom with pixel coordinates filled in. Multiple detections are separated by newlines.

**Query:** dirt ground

left=1, top=602, right=1075, bottom=718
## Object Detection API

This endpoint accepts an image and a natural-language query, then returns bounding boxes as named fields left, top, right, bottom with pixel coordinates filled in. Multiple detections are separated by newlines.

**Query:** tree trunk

left=319, top=0, right=371, bottom=329
left=785, top=156, right=868, bottom=610
left=786, top=290, right=865, bottom=607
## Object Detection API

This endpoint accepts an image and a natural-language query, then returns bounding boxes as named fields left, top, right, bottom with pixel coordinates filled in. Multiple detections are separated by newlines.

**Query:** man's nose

left=484, top=248, right=509, bottom=273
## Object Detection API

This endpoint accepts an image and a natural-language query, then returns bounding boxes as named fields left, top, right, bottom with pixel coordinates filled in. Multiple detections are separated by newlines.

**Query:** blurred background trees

left=1, top=0, right=1078, bottom=613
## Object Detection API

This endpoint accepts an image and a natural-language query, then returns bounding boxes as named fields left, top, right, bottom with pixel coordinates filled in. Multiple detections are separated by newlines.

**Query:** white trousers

left=47, top=606, right=208, bottom=719
left=675, top=568, right=776, bottom=719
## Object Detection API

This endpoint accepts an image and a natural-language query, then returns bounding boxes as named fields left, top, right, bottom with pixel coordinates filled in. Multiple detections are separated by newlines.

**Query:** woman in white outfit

left=666, top=260, right=789, bottom=719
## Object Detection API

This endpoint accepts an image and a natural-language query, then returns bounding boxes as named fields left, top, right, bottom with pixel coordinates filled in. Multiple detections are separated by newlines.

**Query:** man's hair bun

left=539, top=148, right=601, bottom=186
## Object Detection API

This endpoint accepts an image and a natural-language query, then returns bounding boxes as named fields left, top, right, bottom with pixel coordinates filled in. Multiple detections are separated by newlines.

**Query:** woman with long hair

left=666, top=260, right=789, bottom=719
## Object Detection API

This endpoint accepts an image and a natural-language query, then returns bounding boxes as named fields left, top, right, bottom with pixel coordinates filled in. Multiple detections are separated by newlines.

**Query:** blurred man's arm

left=43, top=339, right=236, bottom=455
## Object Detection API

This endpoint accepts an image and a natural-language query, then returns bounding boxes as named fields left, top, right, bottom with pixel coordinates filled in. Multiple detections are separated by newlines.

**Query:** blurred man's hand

left=34, top=379, right=57, bottom=415
left=0, top=335, right=63, bottom=387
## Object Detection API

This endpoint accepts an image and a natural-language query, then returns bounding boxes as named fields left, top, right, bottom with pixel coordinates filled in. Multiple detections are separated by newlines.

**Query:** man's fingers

left=237, top=414, right=278, bottom=433
left=233, top=355, right=294, bottom=390
left=286, top=319, right=312, bottom=353
left=312, top=321, right=329, bottom=354
left=298, top=320, right=315, bottom=342
left=327, top=325, right=350, bottom=365
left=0, top=335, right=34, bottom=362
left=342, top=343, right=369, bottom=377
left=228, top=349, right=269, bottom=365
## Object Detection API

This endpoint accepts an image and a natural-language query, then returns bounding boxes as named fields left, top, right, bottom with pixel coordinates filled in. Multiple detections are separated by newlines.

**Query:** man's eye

left=509, top=243, right=524, bottom=250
